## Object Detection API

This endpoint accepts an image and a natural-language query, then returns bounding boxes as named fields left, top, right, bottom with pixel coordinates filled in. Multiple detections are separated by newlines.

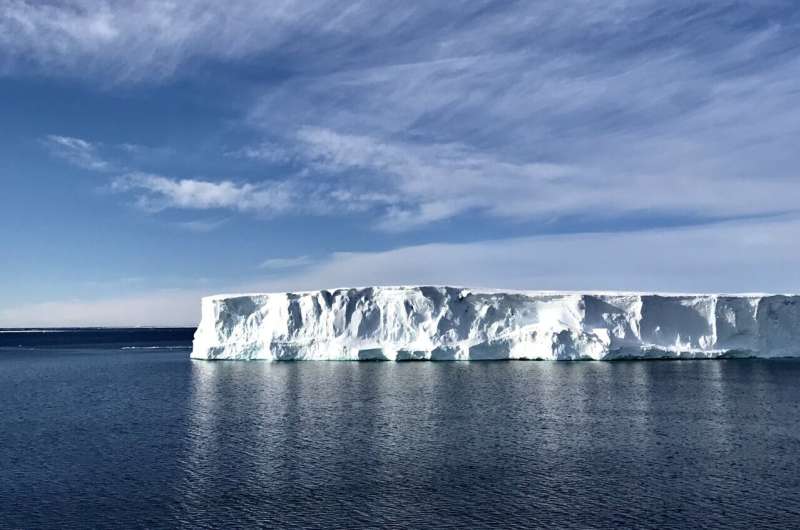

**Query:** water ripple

left=1, top=352, right=800, bottom=528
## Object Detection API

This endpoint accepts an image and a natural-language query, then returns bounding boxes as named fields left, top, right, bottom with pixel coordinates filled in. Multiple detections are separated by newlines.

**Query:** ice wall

left=191, top=287, right=800, bottom=360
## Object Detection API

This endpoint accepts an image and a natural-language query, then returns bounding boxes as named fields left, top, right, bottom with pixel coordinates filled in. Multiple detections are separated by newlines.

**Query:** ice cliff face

left=191, top=287, right=800, bottom=360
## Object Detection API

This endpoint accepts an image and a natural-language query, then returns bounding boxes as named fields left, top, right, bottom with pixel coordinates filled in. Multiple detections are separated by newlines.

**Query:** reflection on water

left=2, top=351, right=800, bottom=528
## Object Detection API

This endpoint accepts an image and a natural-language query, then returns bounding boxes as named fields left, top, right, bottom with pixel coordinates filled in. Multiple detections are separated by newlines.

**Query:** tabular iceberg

left=191, top=287, right=800, bottom=360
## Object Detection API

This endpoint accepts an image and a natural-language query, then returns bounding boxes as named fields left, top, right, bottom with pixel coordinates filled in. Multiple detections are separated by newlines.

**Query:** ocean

left=1, top=329, right=799, bottom=528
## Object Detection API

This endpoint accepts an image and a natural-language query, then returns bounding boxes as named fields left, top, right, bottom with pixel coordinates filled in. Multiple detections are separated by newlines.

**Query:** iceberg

left=191, top=287, right=800, bottom=360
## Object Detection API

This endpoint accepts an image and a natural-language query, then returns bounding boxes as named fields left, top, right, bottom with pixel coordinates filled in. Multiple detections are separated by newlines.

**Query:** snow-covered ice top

left=191, top=286, right=800, bottom=360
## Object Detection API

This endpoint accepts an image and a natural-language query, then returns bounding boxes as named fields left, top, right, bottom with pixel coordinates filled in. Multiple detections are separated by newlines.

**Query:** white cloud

left=268, top=216, right=800, bottom=294
left=240, top=9, right=800, bottom=230
left=292, top=126, right=800, bottom=231
left=228, top=142, right=294, bottom=164
left=0, top=2, right=762, bottom=86
left=20, top=4, right=800, bottom=233
left=297, top=126, right=577, bottom=229
left=111, top=172, right=296, bottom=214
left=173, top=218, right=228, bottom=233
left=4, top=3, right=799, bottom=327
left=3, top=216, right=798, bottom=326
left=259, top=255, right=313, bottom=270
left=99, top=119, right=800, bottom=233
left=0, top=0, right=440, bottom=83
left=110, top=170, right=401, bottom=220
left=43, top=134, right=110, bottom=171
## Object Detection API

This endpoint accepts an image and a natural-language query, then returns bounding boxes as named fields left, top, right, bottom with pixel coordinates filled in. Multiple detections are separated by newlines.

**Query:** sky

left=1, top=0, right=800, bottom=326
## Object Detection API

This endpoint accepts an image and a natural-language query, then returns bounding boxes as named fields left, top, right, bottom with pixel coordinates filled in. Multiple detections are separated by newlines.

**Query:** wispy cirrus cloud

left=42, top=134, right=110, bottom=171
left=109, top=171, right=399, bottom=220
left=173, top=218, right=229, bottom=233
left=1, top=0, right=468, bottom=83
left=227, top=141, right=294, bottom=164
left=237, top=3, right=800, bottom=230
left=22, top=3, right=800, bottom=233
left=107, top=110, right=800, bottom=233
left=259, top=255, right=313, bottom=271
left=111, top=172, right=295, bottom=214
left=228, top=119, right=800, bottom=231
left=42, top=134, right=176, bottom=174
left=295, top=127, right=575, bottom=230
left=8, top=2, right=800, bottom=327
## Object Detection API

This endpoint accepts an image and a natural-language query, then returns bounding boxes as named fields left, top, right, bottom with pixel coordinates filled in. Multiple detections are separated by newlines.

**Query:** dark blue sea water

left=2, top=329, right=800, bottom=529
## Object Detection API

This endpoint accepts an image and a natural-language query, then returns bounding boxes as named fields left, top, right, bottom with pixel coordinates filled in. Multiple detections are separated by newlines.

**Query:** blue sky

left=2, top=1, right=800, bottom=326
